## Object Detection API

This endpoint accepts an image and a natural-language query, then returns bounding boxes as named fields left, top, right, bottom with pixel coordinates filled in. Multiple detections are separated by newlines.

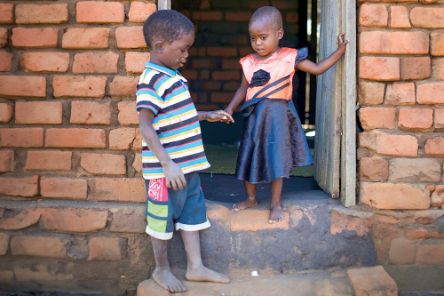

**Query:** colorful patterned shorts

left=144, top=172, right=210, bottom=240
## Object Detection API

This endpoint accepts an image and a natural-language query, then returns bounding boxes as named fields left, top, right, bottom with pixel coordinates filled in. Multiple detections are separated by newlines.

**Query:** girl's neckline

left=251, top=47, right=282, bottom=63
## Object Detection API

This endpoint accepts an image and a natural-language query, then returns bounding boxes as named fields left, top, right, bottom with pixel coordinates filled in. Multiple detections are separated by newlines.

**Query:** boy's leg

left=151, top=237, right=187, bottom=293
left=233, top=180, right=258, bottom=211
left=181, top=230, right=230, bottom=283
left=269, top=178, right=284, bottom=223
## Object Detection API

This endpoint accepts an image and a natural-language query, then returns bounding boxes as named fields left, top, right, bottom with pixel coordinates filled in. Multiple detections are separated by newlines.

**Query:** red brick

left=192, top=58, right=217, bottom=69
left=53, top=75, right=106, bottom=98
left=0, top=51, right=12, bottom=71
left=385, top=82, right=415, bottom=105
left=109, top=128, right=136, bottom=150
left=359, top=107, right=396, bottom=130
left=359, top=157, right=388, bottom=181
left=417, top=82, right=444, bottom=104
left=202, top=81, right=222, bottom=91
left=286, top=12, right=299, bottom=23
left=15, top=101, right=63, bottom=125
left=89, top=178, right=145, bottom=203
left=20, top=52, right=69, bottom=73
left=0, top=28, right=7, bottom=48
left=110, top=76, right=138, bottom=97
left=109, top=207, right=145, bottom=233
left=133, top=130, right=142, bottom=151
left=425, top=137, right=444, bottom=157
left=41, top=208, right=108, bottom=232
left=11, top=235, right=66, bottom=258
left=12, top=28, right=58, bottom=48
left=401, top=57, right=431, bottom=80
left=359, top=4, right=388, bottom=27
left=46, top=128, right=106, bottom=149
left=0, top=150, right=14, bottom=172
left=206, top=47, right=237, bottom=57
left=435, top=108, right=444, bottom=129
left=359, top=57, right=400, bottom=81
left=183, top=69, right=199, bottom=80
left=431, top=32, right=444, bottom=56
left=433, top=58, right=444, bottom=80
left=0, top=209, right=41, bottom=230
left=359, top=131, right=418, bottom=157
left=0, top=103, right=13, bottom=123
left=360, top=31, right=429, bottom=55
left=125, top=52, right=150, bottom=74
left=389, top=237, right=417, bottom=265
left=0, top=3, right=13, bottom=24
left=25, top=150, right=72, bottom=171
left=222, top=59, right=241, bottom=70
left=0, top=233, right=8, bottom=255
left=70, top=101, right=111, bottom=125
left=16, top=4, right=68, bottom=24
left=13, top=264, right=72, bottom=282
left=128, top=2, right=156, bottom=22
left=73, top=52, right=119, bottom=74
left=41, top=176, right=87, bottom=200
left=0, top=76, right=46, bottom=98
left=88, top=237, right=126, bottom=260
left=192, top=11, right=223, bottom=21
left=76, top=1, right=124, bottom=24
left=399, top=108, right=433, bottom=131
left=411, top=7, right=444, bottom=29
left=132, top=152, right=142, bottom=173
left=358, top=81, right=385, bottom=105
left=116, top=26, right=146, bottom=49
left=212, top=70, right=241, bottom=80
left=390, top=6, right=411, bottom=29
left=0, top=128, right=43, bottom=148
left=360, top=182, right=430, bottom=210
left=225, top=12, right=250, bottom=22
left=118, top=101, right=138, bottom=125
left=210, top=92, right=232, bottom=103
left=0, top=176, right=38, bottom=197
left=80, top=153, right=126, bottom=175
left=62, top=28, right=110, bottom=49
left=390, top=158, right=441, bottom=182
left=416, top=239, right=444, bottom=265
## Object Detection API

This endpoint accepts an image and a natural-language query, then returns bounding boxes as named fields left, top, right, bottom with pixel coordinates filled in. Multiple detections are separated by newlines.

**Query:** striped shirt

left=136, top=62, right=210, bottom=180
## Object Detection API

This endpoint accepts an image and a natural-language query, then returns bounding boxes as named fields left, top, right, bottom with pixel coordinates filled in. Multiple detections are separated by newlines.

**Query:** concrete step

left=168, top=198, right=377, bottom=273
left=137, top=266, right=398, bottom=296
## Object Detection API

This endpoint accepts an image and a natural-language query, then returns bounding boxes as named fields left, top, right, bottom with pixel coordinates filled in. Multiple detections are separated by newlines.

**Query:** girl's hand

left=337, top=33, right=348, bottom=52
left=206, top=110, right=234, bottom=123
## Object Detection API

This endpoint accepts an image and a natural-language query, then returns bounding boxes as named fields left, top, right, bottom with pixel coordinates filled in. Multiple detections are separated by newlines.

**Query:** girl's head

left=143, top=10, right=195, bottom=69
left=249, top=6, right=284, bottom=58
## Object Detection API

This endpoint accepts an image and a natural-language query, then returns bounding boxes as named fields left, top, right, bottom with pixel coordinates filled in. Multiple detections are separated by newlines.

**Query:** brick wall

left=0, top=1, right=156, bottom=293
left=357, top=0, right=444, bottom=211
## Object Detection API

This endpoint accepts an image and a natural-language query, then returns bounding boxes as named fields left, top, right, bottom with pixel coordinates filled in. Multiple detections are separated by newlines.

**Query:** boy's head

left=248, top=6, right=284, bottom=57
left=143, top=10, right=195, bottom=69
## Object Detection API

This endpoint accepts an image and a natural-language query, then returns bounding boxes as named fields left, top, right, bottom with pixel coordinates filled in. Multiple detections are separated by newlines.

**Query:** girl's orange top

left=240, top=47, right=301, bottom=102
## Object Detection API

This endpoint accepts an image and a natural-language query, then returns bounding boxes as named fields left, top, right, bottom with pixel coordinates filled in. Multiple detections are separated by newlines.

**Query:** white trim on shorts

left=145, top=225, right=173, bottom=240
left=175, top=220, right=211, bottom=232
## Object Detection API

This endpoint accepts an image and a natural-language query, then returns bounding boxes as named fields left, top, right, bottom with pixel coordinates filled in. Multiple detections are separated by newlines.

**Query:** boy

left=137, top=9, right=232, bottom=293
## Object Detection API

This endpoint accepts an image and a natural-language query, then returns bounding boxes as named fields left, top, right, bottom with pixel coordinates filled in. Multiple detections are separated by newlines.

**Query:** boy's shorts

left=144, top=172, right=210, bottom=240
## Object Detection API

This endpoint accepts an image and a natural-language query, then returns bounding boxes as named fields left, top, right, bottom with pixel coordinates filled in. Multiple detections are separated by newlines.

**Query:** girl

left=225, top=6, right=347, bottom=223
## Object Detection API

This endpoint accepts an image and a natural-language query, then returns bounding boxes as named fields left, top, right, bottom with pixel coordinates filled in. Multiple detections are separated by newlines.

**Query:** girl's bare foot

left=186, top=265, right=230, bottom=283
left=232, top=198, right=257, bottom=211
left=269, top=206, right=284, bottom=224
left=152, top=267, right=187, bottom=293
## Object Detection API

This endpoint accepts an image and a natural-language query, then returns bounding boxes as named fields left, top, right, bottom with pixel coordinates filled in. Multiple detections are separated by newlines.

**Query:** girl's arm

left=298, top=33, right=348, bottom=75
left=224, top=75, right=249, bottom=115
left=139, top=109, right=186, bottom=190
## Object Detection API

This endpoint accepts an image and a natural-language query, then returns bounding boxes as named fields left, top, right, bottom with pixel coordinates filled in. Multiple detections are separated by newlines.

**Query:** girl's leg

left=181, top=230, right=230, bottom=283
left=269, top=178, right=284, bottom=223
left=150, top=237, right=187, bottom=293
left=233, top=180, right=258, bottom=211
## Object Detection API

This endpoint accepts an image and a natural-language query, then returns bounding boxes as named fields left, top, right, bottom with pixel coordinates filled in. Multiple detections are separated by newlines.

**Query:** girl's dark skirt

left=235, top=99, right=313, bottom=184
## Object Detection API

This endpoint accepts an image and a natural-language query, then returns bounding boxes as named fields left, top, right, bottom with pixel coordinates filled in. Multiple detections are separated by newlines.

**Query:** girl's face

left=154, top=31, right=195, bottom=70
left=248, top=19, right=283, bottom=58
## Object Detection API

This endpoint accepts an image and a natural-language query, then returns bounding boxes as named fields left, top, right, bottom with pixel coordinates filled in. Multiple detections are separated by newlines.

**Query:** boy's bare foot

left=269, top=206, right=284, bottom=224
left=186, top=265, right=230, bottom=284
left=152, top=267, right=187, bottom=293
left=232, top=199, right=257, bottom=211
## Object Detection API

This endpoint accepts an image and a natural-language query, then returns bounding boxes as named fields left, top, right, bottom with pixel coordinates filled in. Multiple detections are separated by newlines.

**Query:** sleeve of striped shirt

left=136, top=83, right=163, bottom=115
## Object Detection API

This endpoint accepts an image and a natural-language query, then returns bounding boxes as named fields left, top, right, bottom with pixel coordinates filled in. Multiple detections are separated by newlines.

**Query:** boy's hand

left=206, top=110, right=234, bottom=123
left=163, top=161, right=186, bottom=190
left=337, top=33, right=348, bottom=52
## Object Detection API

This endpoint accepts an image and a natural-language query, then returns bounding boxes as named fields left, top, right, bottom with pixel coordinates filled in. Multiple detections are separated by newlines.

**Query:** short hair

left=250, top=6, right=283, bottom=30
left=143, top=10, right=194, bottom=48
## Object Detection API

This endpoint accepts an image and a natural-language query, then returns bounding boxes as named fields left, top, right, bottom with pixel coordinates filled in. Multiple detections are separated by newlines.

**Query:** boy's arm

left=298, top=33, right=348, bottom=75
left=224, top=75, right=249, bottom=115
left=139, top=109, right=186, bottom=190
left=198, top=110, right=234, bottom=123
